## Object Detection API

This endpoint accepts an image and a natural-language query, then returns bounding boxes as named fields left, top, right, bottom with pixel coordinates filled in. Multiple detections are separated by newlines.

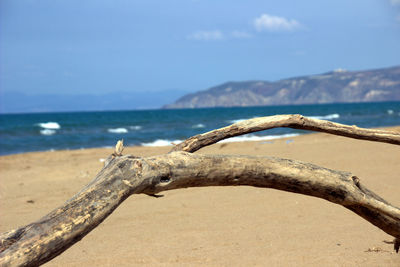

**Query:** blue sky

left=1, top=0, right=400, bottom=96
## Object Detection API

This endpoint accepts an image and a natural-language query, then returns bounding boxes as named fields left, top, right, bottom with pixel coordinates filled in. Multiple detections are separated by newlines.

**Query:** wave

left=108, top=128, right=128, bottom=134
left=308, top=114, right=340, bottom=120
left=192, top=123, right=205, bottom=128
left=141, top=134, right=299, bottom=147
left=228, top=118, right=248, bottom=124
left=387, top=109, right=394, bottom=115
left=40, top=129, right=56, bottom=136
left=229, top=114, right=340, bottom=124
left=141, top=139, right=182, bottom=147
left=129, top=125, right=142, bottom=130
left=219, top=133, right=300, bottom=143
left=37, top=122, right=61, bottom=129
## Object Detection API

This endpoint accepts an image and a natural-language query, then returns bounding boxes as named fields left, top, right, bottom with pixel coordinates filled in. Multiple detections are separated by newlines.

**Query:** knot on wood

left=159, top=175, right=170, bottom=184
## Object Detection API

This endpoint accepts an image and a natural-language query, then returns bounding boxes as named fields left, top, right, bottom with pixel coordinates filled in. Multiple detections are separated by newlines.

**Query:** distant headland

left=164, top=65, right=400, bottom=109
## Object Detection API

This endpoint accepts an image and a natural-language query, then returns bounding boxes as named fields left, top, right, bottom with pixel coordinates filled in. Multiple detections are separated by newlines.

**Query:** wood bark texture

left=1, top=114, right=399, bottom=266
left=171, top=114, right=400, bottom=152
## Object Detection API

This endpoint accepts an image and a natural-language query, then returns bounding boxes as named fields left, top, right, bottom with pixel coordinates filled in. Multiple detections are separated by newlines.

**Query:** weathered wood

left=1, top=115, right=400, bottom=266
left=171, top=114, right=400, bottom=152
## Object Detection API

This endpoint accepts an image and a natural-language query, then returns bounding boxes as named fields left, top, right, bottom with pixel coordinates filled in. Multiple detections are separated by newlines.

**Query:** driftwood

left=172, top=114, right=400, bottom=152
left=0, top=114, right=399, bottom=266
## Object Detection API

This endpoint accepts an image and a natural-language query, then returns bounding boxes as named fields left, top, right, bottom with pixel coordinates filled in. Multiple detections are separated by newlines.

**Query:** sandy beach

left=1, top=128, right=400, bottom=266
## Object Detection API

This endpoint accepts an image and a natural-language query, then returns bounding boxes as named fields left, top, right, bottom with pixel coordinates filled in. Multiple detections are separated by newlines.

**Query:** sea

left=0, top=102, right=399, bottom=156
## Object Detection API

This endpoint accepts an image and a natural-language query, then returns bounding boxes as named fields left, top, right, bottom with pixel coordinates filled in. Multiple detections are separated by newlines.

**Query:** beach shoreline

left=1, top=127, right=400, bottom=266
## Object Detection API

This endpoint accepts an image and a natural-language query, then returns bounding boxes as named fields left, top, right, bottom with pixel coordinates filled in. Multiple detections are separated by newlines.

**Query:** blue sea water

left=0, top=102, right=399, bottom=156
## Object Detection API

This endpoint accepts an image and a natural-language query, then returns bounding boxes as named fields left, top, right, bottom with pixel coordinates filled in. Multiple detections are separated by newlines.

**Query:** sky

left=1, top=0, right=400, bottom=97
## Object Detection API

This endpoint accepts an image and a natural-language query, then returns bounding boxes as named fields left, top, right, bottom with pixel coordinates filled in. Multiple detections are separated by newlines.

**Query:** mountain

left=164, top=66, right=400, bottom=109
left=0, top=90, right=189, bottom=114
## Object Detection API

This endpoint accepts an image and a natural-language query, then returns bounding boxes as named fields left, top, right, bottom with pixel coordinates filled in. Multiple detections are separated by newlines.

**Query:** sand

left=1, top=128, right=400, bottom=266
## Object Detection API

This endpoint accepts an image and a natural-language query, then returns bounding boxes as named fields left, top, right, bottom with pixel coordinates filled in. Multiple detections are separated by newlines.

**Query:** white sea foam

left=192, top=123, right=205, bottom=128
left=219, top=133, right=300, bottom=143
left=108, top=128, right=128, bottom=134
left=141, top=133, right=299, bottom=147
left=141, top=139, right=182, bottom=147
left=40, top=129, right=56, bottom=136
left=387, top=109, right=394, bottom=115
left=228, top=116, right=265, bottom=124
left=129, top=125, right=142, bottom=130
left=37, top=122, right=61, bottom=129
left=228, top=118, right=248, bottom=124
left=229, top=114, right=340, bottom=124
left=308, top=114, right=340, bottom=120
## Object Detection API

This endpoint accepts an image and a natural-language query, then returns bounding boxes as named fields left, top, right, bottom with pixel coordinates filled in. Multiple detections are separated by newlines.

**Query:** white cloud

left=231, top=31, right=252, bottom=39
left=187, top=30, right=224, bottom=41
left=253, top=14, right=301, bottom=32
left=390, top=1, right=400, bottom=23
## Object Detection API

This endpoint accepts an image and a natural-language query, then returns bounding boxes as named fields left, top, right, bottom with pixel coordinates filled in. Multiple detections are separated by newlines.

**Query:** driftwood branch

left=1, top=115, right=400, bottom=266
left=171, top=114, right=400, bottom=152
